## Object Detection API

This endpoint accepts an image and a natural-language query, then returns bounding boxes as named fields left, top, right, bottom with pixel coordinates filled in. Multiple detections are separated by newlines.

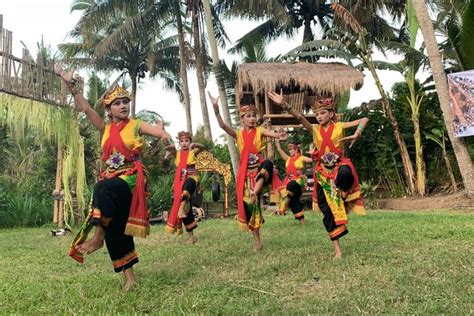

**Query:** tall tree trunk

left=412, top=0, right=474, bottom=197
left=192, top=2, right=212, bottom=140
left=364, top=56, right=417, bottom=194
left=131, top=73, right=137, bottom=117
left=302, top=18, right=313, bottom=44
left=407, top=68, right=426, bottom=195
left=202, top=0, right=239, bottom=176
left=176, top=0, right=193, bottom=132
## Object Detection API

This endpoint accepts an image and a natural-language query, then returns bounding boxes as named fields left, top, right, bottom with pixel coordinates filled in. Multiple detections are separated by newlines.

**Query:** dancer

left=208, top=92, right=286, bottom=252
left=165, top=131, right=204, bottom=244
left=274, top=139, right=312, bottom=224
left=55, top=64, right=172, bottom=290
left=268, top=90, right=367, bottom=258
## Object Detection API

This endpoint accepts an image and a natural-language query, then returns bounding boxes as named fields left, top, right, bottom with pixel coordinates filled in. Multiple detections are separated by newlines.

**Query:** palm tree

left=188, top=0, right=213, bottom=139
left=173, top=0, right=193, bottom=132
left=411, top=0, right=474, bottom=197
left=62, top=0, right=182, bottom=117
left=202, top=0, right=239, bottom=176
left=283, top=4, right=418, bottom=195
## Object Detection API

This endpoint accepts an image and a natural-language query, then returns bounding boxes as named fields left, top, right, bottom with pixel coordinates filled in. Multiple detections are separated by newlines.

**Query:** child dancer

left=268, top=90, right=367, bottom=258
left=165, top=131, right=204, bottom=244
left=208, top=92, right=286, bottom=251
left=274, top=139, right=313, bottom=224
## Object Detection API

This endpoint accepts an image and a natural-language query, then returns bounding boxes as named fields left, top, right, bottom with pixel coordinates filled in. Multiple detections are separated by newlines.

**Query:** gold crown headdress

left=239, top=105, right=258, bottom=117
left=177, top=131, right=193, bottom=141
left=103, top=85, right=131, bottom=106
left=312, top=98, right=335, bottom=112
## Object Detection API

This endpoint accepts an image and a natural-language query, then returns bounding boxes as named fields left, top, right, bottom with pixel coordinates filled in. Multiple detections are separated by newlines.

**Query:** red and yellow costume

left=311, top=100, right=365, bottom=240
left=278, top=153, right=307, bottom=220
left=166, top=144, right=200, bottom=234
left=235, top=122, right=274, bottom=231
left=69, top=86, right=149, bottom=272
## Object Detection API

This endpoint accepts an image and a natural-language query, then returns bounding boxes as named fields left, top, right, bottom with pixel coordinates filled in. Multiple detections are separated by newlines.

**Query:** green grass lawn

left=0, top=209, right=472, bottom=314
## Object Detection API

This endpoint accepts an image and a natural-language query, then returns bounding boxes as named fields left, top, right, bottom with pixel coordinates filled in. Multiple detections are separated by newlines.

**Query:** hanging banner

left=447, top=70, right=474, bottom=137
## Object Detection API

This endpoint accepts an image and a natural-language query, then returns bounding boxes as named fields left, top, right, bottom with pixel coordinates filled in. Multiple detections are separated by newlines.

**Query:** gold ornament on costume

left=103, top=85, right=131, bottom=106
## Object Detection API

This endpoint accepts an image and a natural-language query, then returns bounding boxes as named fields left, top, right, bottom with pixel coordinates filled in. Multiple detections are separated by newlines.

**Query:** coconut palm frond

left=228, top=19, right=296, bottom=54
left=331, top=3, right=366, bottom=35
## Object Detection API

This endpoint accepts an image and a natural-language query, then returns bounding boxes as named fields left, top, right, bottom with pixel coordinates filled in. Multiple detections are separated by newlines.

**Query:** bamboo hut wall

left=0, top=14, right=72, bottom=106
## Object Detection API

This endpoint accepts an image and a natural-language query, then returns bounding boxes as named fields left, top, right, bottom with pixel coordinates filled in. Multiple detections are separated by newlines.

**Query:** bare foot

left=340, top=190, right=349, bottom=200
left=178, top=202, right=188, bottom=219
left=76, top=238, right=104, bottom=255
left=254, top=243, right=263, bottom=252
left=124, top=279, right=136, bottom=291
left=185, top=236, right=197, bottom=244
left=299, top=219, right=305, bottom=225
left=334, top=251, right=343, bottom=259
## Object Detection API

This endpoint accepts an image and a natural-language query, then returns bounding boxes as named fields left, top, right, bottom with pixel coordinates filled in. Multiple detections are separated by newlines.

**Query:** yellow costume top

left=101, top=119, right=144, bottom=152
left=285, top=155, right=305, bottom=170
left=236, top=126, right=266, bottom=154
left=100, top=119, right=144, bottom=189
left=312, top=121, right=344, bottom=152
left=174, top=148, right=198, bottom=167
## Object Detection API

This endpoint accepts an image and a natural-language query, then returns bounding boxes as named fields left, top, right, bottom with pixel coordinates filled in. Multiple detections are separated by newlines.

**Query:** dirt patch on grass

left=378, top=192, right=474, bottom=210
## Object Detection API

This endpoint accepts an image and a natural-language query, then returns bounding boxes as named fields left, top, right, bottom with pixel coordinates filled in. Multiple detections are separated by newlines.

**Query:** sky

left=1, top=0, right=404, bottom=141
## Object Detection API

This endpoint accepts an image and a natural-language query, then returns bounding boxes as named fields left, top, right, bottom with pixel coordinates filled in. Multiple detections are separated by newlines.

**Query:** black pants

left=287, top=180, right=304, bottom=220
left=181, top=177, right=198, bottom=232
left=92, top=177, right=138, bottom=272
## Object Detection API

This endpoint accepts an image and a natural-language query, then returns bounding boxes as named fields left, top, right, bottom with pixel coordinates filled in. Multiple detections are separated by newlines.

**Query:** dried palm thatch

left=236, top=62, right=364, bottom=101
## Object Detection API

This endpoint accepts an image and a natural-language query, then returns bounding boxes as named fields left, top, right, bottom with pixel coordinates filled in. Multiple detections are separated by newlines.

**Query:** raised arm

left=339, top=117, right=369, bottom=148
left=139, top=120, right=176, bottom=158
left=54, top=64, right=105, bottom=132
left=208, top=91, right=236, bottom=138
left=139, top=120, right=172, bottom=140
left=302, top=156, right=313, bottom=163
left=274, top=139, right=289, bottom=161
left=267, top=90, right=313, bottom=132
left=261, top=128, right=287, bottom=140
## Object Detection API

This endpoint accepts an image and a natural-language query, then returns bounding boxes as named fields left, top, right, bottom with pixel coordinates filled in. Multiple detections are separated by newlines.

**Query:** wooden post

left=53, top=144, right=63, bottom=226
left=264, top=90, right=274, bottom=158
left=0, top=14, right=3, bottom=89
left=224, top=185, right=228, bottom=217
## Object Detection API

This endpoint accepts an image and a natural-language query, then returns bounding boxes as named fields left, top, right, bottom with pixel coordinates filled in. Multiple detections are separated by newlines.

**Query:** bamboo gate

left=0, top=14, right=82, bottom=227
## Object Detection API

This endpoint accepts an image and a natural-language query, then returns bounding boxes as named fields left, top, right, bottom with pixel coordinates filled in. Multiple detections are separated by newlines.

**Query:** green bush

left=0, top=178, right=52, bottom=228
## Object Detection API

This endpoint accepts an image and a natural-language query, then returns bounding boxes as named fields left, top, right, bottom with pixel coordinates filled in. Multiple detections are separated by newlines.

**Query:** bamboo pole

left=53, top=144, right=63, bottom=225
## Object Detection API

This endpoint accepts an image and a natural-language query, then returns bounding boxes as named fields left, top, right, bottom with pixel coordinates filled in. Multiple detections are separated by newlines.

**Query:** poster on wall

left=447, top=70, right=474, bottom=137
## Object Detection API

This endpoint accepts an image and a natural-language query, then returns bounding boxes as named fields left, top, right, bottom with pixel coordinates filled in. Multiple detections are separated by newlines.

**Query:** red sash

left=279, top=154, right=301, bottom=188
left=166, top=150, right=189, bottom=233
left=102, top=119, right=149, bottom=238
left=236, top=128, right=258, bottom=227
left=312, top=123, right=360, bottom=203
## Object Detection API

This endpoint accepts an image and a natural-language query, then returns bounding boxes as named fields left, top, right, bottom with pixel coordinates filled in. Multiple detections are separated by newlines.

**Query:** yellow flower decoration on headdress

left=103, top=85, right=131, bottom=106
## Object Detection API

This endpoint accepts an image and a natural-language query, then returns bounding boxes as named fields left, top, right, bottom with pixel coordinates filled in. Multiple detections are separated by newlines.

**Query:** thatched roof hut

left=235, top=62, right=364, bottom=128
left=236, top=62, right=364, bottom=101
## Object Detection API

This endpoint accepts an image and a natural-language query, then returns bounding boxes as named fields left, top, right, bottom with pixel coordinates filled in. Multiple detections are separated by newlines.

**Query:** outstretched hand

left=54, top=63, right=74, bottom=83
left=277, top=130, right=288, bottom=141
left=267, top=89, right=285, bottom=107
left=337, top=132, right=361, bottom=148
left=207, top=91, right=220, bottom=112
